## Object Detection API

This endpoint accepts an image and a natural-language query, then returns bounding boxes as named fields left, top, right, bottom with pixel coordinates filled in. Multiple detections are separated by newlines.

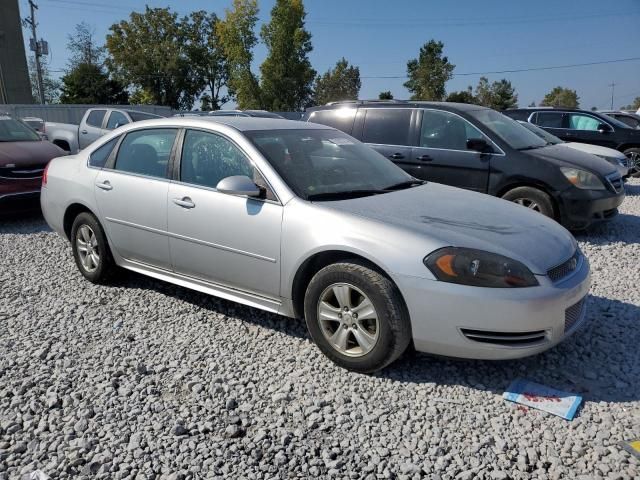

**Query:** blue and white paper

left=503, top=379, right=582, bottom=420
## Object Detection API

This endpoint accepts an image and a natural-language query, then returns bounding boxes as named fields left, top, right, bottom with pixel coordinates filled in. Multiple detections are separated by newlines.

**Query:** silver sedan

left=41, top=117, right=590, bottom=372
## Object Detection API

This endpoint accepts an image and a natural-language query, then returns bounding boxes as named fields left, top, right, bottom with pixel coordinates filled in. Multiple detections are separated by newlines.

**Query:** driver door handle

left=416, top=154, right=432, bottom=162
left=173, top=197, right=195, bottom=209
left=95, top=180, right=113, bottom=191
left=389, top=152, right=405, bottom=160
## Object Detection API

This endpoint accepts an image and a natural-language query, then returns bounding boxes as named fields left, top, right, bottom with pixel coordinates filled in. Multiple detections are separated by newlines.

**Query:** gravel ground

left=0, top=180, right=639, bottom=480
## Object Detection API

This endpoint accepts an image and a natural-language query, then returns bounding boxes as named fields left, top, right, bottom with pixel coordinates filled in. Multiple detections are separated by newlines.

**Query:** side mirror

left=466, top=138, right=491, bottom=153
left=216, top=175, right=261, bottom=197
left=597, top=123, right=612, bottom=134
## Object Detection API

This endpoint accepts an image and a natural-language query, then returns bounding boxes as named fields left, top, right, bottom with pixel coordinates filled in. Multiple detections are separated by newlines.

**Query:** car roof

left=131, top=116, right=332, bottom=132
left=306, top=100, right=491, bottom=113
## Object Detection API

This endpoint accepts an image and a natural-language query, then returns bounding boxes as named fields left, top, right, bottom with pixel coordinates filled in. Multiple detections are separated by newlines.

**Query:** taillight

left=42, top=162, right=50, bottom=186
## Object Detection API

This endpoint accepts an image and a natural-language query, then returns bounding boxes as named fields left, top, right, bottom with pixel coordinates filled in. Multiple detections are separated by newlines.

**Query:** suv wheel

left=623, top=148, right=640, bottom=177
left=303, top=261, right=411, bottom=373
left=71, top=212, right=116, bottom=283
left=502, top=187, right=555, bottom=219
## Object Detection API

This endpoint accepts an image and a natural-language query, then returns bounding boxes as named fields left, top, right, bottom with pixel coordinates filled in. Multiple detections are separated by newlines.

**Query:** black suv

left=303, top=100, right=625, bottom=230
left=503, top=107, right=640, bottom=176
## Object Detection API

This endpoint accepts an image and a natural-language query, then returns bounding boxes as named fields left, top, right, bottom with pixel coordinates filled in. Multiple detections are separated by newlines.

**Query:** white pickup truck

left=46, top=108, right=162, bottom=153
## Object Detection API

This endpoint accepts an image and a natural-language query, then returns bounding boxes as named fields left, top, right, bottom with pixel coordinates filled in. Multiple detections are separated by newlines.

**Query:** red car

left=0, top=115, right=65, bottom=212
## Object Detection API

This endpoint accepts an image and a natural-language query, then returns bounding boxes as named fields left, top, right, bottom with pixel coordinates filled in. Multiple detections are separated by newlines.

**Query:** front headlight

left=424, top=247, right=539, bottom=288
left=560, top=167, right=606, bottom=190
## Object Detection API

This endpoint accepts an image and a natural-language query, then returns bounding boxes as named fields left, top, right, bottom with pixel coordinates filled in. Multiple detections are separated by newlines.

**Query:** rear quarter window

left=307, top=109, right=357, bottom=135
left=89, top=137, right=119, bottom=168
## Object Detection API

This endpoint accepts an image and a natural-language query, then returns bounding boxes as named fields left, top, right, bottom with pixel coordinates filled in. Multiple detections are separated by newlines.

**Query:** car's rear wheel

left=623, top=148, right=640, bottom=177
left=502, top=187, right=555, bottom=219
left=303, top=261, right=411, bottom=373
left=71, top=212, right=116, bottom=283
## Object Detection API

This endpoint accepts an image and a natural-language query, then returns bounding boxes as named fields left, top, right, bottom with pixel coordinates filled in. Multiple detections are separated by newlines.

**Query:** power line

left=360, top=57, right=640, bottom=79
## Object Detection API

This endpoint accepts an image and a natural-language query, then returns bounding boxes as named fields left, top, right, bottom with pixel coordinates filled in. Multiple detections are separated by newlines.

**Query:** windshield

left=245, top=129, right=415, bottom=200
left=599, top=114, right=634, bottom=129
left=0, top=118, right=41, bottom=142
left=517, top=121, right=563, bottom=145
left=468, top=109, right=547, bottom=150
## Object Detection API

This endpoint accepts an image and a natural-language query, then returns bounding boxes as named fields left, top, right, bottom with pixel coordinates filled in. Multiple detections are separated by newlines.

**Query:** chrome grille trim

left=565, top=296, right=587, bottom=333
left=605, top=172, right=623, bottom=193
left=547, top=250, right=581, bottom=283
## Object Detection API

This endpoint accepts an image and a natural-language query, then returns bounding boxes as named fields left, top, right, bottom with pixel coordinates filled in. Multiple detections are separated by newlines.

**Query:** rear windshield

left=128, top=111, right=161, bottom=122
left=0, top=118, right=41, bottom=142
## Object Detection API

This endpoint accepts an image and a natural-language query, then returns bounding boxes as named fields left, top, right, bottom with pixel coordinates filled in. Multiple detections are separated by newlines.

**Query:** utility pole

left=608, top=82, right=616, bottom=110
left=24, top=0, right=45, bottom=104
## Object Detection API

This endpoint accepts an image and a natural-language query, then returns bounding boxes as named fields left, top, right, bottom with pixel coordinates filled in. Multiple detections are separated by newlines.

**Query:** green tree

left=474, top=77, right=518, bottom=110
left=67, top=22, right=105, bottom=68
left=260, top=0, right=316, bottom=110
left=216, top=0, right=262, bottom=109
left=378, top=91, right=393, bottom=100
left=184, top=11, right=229, bottom=110
left=313, top=58, right=360, bottom=105
left=129, top=88, right=155, bottom=105
left=403, top=40, right=455, bottom=101
left=446, top=86, right=475, bottom=104
left=106, top=7, right=198, bottom=109
left=528, top=101, right=536, bottom=107
left=60, top=63, right=128, bottom=104
left=28, top=56, right=60, bottom=103
left=622, top=96, right=640, bottom=111
left=540, top=87, right=580, bottom=108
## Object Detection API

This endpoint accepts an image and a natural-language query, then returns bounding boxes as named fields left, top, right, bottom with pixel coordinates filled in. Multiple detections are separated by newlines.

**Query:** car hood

left=525, top=144, right=617, bottom=176
left=564, top=142, right=626, bottom=159
left=321, top=183, right=577, bottom=275
left=0, top=140, right=64, bottom=167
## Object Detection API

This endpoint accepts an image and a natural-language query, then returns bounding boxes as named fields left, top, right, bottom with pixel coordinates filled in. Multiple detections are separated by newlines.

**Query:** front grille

left=0, top=166, right=44, bottom=180
left=564, top=297, right=587, bottom=333
left=605, top=172, right=623, bottom=193
left=547, top=250, right=581, bottom=283
left=461, top=328, right=547, bottom=346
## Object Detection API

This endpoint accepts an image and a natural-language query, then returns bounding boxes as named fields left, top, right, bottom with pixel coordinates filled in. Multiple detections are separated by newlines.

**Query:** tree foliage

left=540, top=87, right=580, bottom=108
left=378, top=91, right=393, bottom=100
left=403, top=40, right=455, bottom=101
left=28, top=56, right=60, bottom=103
left=260, top=0, right=316, bottom=110
left=622, top=96, right=640, bottom=111
left=313, top=58, right=360, bottom=105
left=106, top=7, right=199, bottom=110
left=216, top=0, right=261, bottom=109
left=60, top=63, right=128, bottom=104
left=67, top=22, right=105, bottom=68
left=446, top=86, right=475, bottom=104
left=474, top=77, right=518, bottom=110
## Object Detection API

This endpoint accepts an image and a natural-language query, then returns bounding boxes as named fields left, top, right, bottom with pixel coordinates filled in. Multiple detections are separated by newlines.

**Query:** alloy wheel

left=514, top=198, right=541, bottom=212
left=317, top=283, right=380, bottom=357
left=76, top=225, right=100, bottom=273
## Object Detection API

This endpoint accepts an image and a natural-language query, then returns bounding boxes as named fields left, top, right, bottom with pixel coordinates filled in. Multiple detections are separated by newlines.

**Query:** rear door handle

left=95, top=180, right=112, bottom=191
left=173, top=197, right=195, bottom=209
left=389, top=152, right=405, bottom=160
left=81, top=130, right=88, bottom=134
left=417, top=154, right=432, bottom=162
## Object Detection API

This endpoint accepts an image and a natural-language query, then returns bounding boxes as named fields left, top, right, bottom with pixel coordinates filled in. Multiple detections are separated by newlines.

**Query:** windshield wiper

left=384, top=179, right=426, bottom=190
left=307, top=189, right=389, bottom=201
left=518, top=145, right=545, bottom=151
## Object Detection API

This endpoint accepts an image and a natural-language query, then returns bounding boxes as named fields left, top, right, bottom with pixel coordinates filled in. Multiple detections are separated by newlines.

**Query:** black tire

left=502, top=187, right=555, bottom=219
left=623, top=148, right=640, bottom=177
left=70, top=212, right=116, bottom=284
left=303, top=261, right=411, bottom=373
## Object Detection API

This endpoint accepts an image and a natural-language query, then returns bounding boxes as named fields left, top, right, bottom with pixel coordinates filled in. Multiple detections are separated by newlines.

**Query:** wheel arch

left=618, top=144, right=640, bottom=153
left=63, top=202, right=98, bottom=240
left=496, top=180, right=561, bottom=220
left=52, top=139, right=71, bottom=152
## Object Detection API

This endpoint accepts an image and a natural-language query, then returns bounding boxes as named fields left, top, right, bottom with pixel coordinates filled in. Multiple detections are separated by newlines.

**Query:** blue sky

left=19, top=0, right=640, bottom=109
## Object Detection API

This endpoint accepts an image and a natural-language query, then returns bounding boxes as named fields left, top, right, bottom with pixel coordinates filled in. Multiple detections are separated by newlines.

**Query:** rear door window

left=307, top=109, right=357, bottom=134
left=361, top=109, right=413, bottom=146
left=535, top=112, right=565, bottom=128
left=420, top=110, right=491, bottom=151
left=86, top=110, right=106, bottom=128
left=106, top=111, right=130, bottom=130
left=568, top=114, right=602, bottom=131
left=114, top=128, right=177, bottom=179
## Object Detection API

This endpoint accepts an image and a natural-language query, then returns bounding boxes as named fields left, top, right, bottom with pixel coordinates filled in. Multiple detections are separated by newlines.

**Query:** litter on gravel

left=503, top=378, right=582, bottom=420
left=621, top=439, right=640, bottom=460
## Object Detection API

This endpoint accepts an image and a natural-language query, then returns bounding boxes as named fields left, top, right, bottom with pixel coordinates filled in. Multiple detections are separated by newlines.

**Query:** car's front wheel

left=502, top=186, right=555, bottom=219
left=623, top=147, right=640, bottom=177
left=71, top=212, right=116, bottom=284
left=303, top=261, right=411, bottom=373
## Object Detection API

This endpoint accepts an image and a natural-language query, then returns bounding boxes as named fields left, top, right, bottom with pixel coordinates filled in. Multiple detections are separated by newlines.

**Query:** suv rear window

left=307, top=109, right=356, bottom=134
left=86, top=110, right=106, bottom=128
left=362, top=109, right=413, bottom=146
left=535, top=112, right=565, bottom=128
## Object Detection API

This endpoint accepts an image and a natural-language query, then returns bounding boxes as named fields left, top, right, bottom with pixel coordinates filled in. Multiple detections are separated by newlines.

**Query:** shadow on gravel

left=575, top=213, right=640, bottom=246
left=379, top=294, right=640, bottom=404
left=0, top=210, right=50, bottom=234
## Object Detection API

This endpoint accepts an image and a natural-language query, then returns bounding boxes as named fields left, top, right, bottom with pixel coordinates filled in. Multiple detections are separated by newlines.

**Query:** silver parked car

left=41, top=117, right=591, bottom=372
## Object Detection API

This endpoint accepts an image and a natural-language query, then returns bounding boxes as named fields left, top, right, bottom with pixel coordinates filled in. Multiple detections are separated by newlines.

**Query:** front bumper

left=393, top=253, right=590, bottom=360
left=558, top=187, right=625, bottom=230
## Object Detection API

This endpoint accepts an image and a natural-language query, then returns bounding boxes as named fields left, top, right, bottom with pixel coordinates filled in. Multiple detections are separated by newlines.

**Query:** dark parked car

left=599, top=110, right=640, bottom=129
left=0, top=115, right=65, bottom=212
left=503, top=107, right=640, bottom=176
left=304, top=100, right=625, bottom=230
